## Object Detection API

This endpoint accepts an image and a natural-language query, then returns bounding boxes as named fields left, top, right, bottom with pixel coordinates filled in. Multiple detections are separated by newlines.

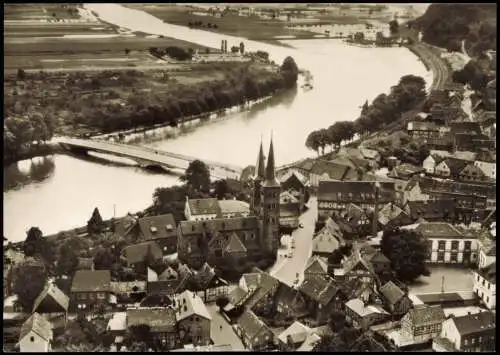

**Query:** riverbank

left=406, top=42, right=451, bottom=91
left=3, top=142, right=63, bottom=167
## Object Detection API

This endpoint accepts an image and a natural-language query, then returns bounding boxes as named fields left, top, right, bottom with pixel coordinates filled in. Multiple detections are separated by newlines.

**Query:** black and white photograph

left=3, top=2, right=496, bottom=352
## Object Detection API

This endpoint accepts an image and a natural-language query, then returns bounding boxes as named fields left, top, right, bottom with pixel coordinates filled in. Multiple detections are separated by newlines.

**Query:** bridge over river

left=58, top=137, right=244, bottom=180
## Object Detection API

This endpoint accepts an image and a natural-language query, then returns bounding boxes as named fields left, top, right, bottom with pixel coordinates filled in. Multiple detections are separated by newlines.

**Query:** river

left=3, top=3, right=432, bottom=242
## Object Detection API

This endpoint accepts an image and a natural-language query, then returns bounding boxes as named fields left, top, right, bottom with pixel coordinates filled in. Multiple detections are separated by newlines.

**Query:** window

left=437, top=252, right=445, bottom=262
left=451, top=241, right=459, bottom=250
left=450, top=252, right=458, bottom=263
left=438, top=241, right=446, bottom=250
left=30, top=336, right=35, bottom=342
left=486, top=296, right=489, bottom=303
left=464, top=241, right=472, bottom=250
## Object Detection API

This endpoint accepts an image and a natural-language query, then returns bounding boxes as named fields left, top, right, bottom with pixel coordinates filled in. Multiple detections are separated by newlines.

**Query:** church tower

left=259, top=136, right=281, bottom=254
left=250, top=139, right=266, bottom=215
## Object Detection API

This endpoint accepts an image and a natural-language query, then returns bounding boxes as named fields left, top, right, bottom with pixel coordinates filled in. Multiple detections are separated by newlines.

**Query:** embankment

left=406, top=42, right=451, bottom=90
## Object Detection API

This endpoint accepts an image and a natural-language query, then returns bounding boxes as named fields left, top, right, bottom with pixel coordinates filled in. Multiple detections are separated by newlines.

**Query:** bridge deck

left=58, top=137, right=242, bottom=179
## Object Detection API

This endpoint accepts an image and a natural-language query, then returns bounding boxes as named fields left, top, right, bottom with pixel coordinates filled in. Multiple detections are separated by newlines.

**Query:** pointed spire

left=264, top=133, right=279, bottom=186
left=255, top=136, right=266, bottom=180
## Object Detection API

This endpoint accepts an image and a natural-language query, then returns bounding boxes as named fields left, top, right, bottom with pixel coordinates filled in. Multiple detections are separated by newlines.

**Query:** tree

left=129, top=324, right=152, bottom=344
left=329, top=310, right=347, bottom=332
left=305, top=131, right=320, bottom=154
left=389, top=19, right=399, bottom=35
left=313, top=334, right=348, bottom=352
left=87, top=207, right=105, bottom=235
left=213, top=179, right=229, bottom=199
left=181, top=160, right=211, bottom=193
left=11, top=258, right=47, bottom=312
left=380, top=228, right=431, bottom=283
left=215, top=295, right=230, bottom=311
left=56, top=242, right=79, bottom=277
left=23, top=227, right=43, bottom=256
left=280, top=56, right=299, bottom=88
left=17, top=68, right=26, bottom=80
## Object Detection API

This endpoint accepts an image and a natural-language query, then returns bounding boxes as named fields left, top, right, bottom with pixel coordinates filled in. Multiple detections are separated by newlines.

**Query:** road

left=206, top=303, right=245, bottom=350
left=271, top=197, right=317, bottom=287
left=57, top=137, right=242, bottom=179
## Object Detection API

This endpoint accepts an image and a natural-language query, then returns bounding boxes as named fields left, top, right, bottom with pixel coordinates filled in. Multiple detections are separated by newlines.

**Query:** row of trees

left=5, top=57, right=299, bottom=140
left=305, top=75, right=427, bottom=155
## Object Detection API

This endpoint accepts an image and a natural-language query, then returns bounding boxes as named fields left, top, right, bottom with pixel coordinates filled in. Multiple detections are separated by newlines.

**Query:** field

left=4, top=3, right=209, bottom=72
left=123, top=4, right=320, bottom=43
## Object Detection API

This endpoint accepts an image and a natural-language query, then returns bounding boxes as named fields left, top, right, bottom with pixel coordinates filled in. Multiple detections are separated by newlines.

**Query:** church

left=177, top=138, right=281, bottom=269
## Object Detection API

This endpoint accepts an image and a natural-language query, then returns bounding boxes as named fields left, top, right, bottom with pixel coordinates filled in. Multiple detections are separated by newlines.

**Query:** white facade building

left=472, top=262, right=496, bottom=310
left=474, top=161, right=496, bottom=179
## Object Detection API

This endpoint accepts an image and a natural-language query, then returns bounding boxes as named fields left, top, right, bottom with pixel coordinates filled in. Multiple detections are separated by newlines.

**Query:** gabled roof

left=243, top=270, right=280, bottom=309
left=218, top=200, right=250, bottom=216
left=71, top=270, right=111, bottom=293
left=224, top=233, right=247, bottom=254
left=279, top=170, right=309, bottom=187
left=32, top=282, right=70, bottom=313
left=312, top=231, right=340, bottom=254
left=121, top=241, right=163, bottom=265
left=280, top=191, right=300, bottom=204
left=138, top=214, right=177, bottom=241
left=310, top=160, right=352, bottom=180
left=277, top=321, right=311, bottom=344
left=415, top=222, right=464, bottom=239
left=451, top=311, right=495, bottom=336
left=439, top=157, right=469, bottom=176
left=228, top=286, right=248, bottom=306
left=459, top=163, right=487, bottom=178
left=387, top=163, right=424, bottom=178
left=407, top=199, right=455, bottom=220
left=299, top=274, right=341, bottom=306
left=405, top=305, right=445, bottom=326
left=187, top=198, right=222, bottom=216
left=237, top=309, right=271, bottom=344
left=19, top=313, right=53, bottom=343
left=345, top=298, right=389, bottom=317
left=296, top=332, right=321, bottom=351
left=379, top=281, right=406, bottom=306
left=378, top=203, right=411, bottom=226
left=174, top=290, right=211, bottom=321
left=127, top=307, right=176, bottom=333
left=304, top=256, right=328, bottom=275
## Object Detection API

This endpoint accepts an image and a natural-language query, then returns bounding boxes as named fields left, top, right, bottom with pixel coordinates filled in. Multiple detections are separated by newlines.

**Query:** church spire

left=264, top=133, right=279, bottom=186
left=255, top=136, right=266, bottom=180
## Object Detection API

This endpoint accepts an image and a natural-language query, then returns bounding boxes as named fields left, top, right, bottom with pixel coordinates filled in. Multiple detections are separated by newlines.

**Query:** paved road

left=206, top=303, right=245, bottom=351
left=271, top=197, right=317, bottom=287
left=57, top=137, right=242, bottom=179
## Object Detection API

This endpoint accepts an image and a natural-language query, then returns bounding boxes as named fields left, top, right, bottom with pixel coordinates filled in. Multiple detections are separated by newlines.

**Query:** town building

left=378, top=202, right=413, bottom=230
left=70, top=270, right=112, bottom=312
left=406, top=199, right=456, bottom=222
left=472, top=262, right=496, bottom=310
left=174, top=290, right=212, bottom=346
left=478, top=236, right=496, bottom=269
left=387, top=163, right=425, bottom=180
left=278, top=170, right=309, bottom=211
left=76, top=257, right=94, bottom=271
left=458, top=162, right=489, bottom=183
left=415, top=222, right=477, bottom=265
left=345, top=298, right=390, bottom=330
left=474, top=160, right=496, bottom=180
left=137, top=214, right=178, bottom=255
left=311, top=226, right=341, bottom=258
left=276, top=321, right=312, bottom=351
left=317, top=180, right=396, bottom=220
left=178, top=139, right=281, bottom=268
left=236, top=309, right=275, bottom=351
left=279, top=192, right=301, bottom=229
left=32, top=282, right=69, bottom=320
left=120, top=241, right=163, bottom=273
left=378, top=281, right=412, bottom=316
left=434, top=157, right=468, bottom=180
left=433, top=311, right=496, bottom=352
left=126, top=307, right=178, bottom=349
left=18, top=313, right=53, bottom=353
left=400, top=305, right=445, bottom=344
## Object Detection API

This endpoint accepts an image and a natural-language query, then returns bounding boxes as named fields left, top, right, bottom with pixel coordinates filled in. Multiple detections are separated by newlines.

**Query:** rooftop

left=71, top=270, right=111, bottom=293
left=451, top=311, right=495, bottom=336
left=415, top=222, right=464, bottom=239
left=277, top=321, right=311, bottom=344
left=218, top=199, right=250, bottom=216
left=126, top=307, right=177, bottom=333
left=406, top=305, right=445, bottom=326
left=138, top=214, right=177, bottom=241
left=345, top=298, right=389, bottom=317
left=19, top=313, right=53, bottom=343
left=174, top=290, right=211, bottom=321
left=187, top=198, right=221, bottom=216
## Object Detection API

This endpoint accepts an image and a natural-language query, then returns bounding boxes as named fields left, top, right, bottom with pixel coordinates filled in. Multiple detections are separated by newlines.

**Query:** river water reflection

left=3, top=4, right=432, bottom=241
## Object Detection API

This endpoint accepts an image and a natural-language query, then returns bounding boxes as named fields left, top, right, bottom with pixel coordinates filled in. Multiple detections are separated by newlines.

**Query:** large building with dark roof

left=178, top=139, right=281, bottom=268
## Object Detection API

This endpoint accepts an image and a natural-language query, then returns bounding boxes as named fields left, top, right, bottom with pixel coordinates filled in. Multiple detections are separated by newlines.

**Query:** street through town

left=271, top=197, right=317, bottom=286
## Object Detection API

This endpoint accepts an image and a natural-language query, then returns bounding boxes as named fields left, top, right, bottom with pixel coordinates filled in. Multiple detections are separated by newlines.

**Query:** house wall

left=427, top=238, right=477, bottom=265
left=20, top=331, right=50, bottom=353
left=472, top=271, right=496, bottom=310
left=474, top=161, right=496, bottom=179
left=71, top=291, right=109, bottom=311
left=478, top=248, right=496, bottom=269
left=434, top=162, right=451, bottom=178
left=440, top=318, right=461, bottom=350
left=178, top=315, right=211, bottom=346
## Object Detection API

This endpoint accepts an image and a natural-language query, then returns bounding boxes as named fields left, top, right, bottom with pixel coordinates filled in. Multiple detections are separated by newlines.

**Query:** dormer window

left=150, top=226, right=158, bottom=233
left=166, top=224, right=173, bottom=231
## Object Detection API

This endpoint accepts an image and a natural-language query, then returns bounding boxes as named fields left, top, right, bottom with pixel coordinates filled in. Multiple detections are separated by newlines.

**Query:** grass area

left=124, top=4, right=319, bottom=41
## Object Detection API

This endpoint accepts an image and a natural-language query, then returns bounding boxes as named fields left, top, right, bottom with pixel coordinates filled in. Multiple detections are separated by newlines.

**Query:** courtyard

left=408, top=265, right=474, bottom=294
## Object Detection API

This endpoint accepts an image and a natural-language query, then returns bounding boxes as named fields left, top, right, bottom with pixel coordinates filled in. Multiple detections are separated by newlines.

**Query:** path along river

left=3, top=4, right=432, bottom=242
